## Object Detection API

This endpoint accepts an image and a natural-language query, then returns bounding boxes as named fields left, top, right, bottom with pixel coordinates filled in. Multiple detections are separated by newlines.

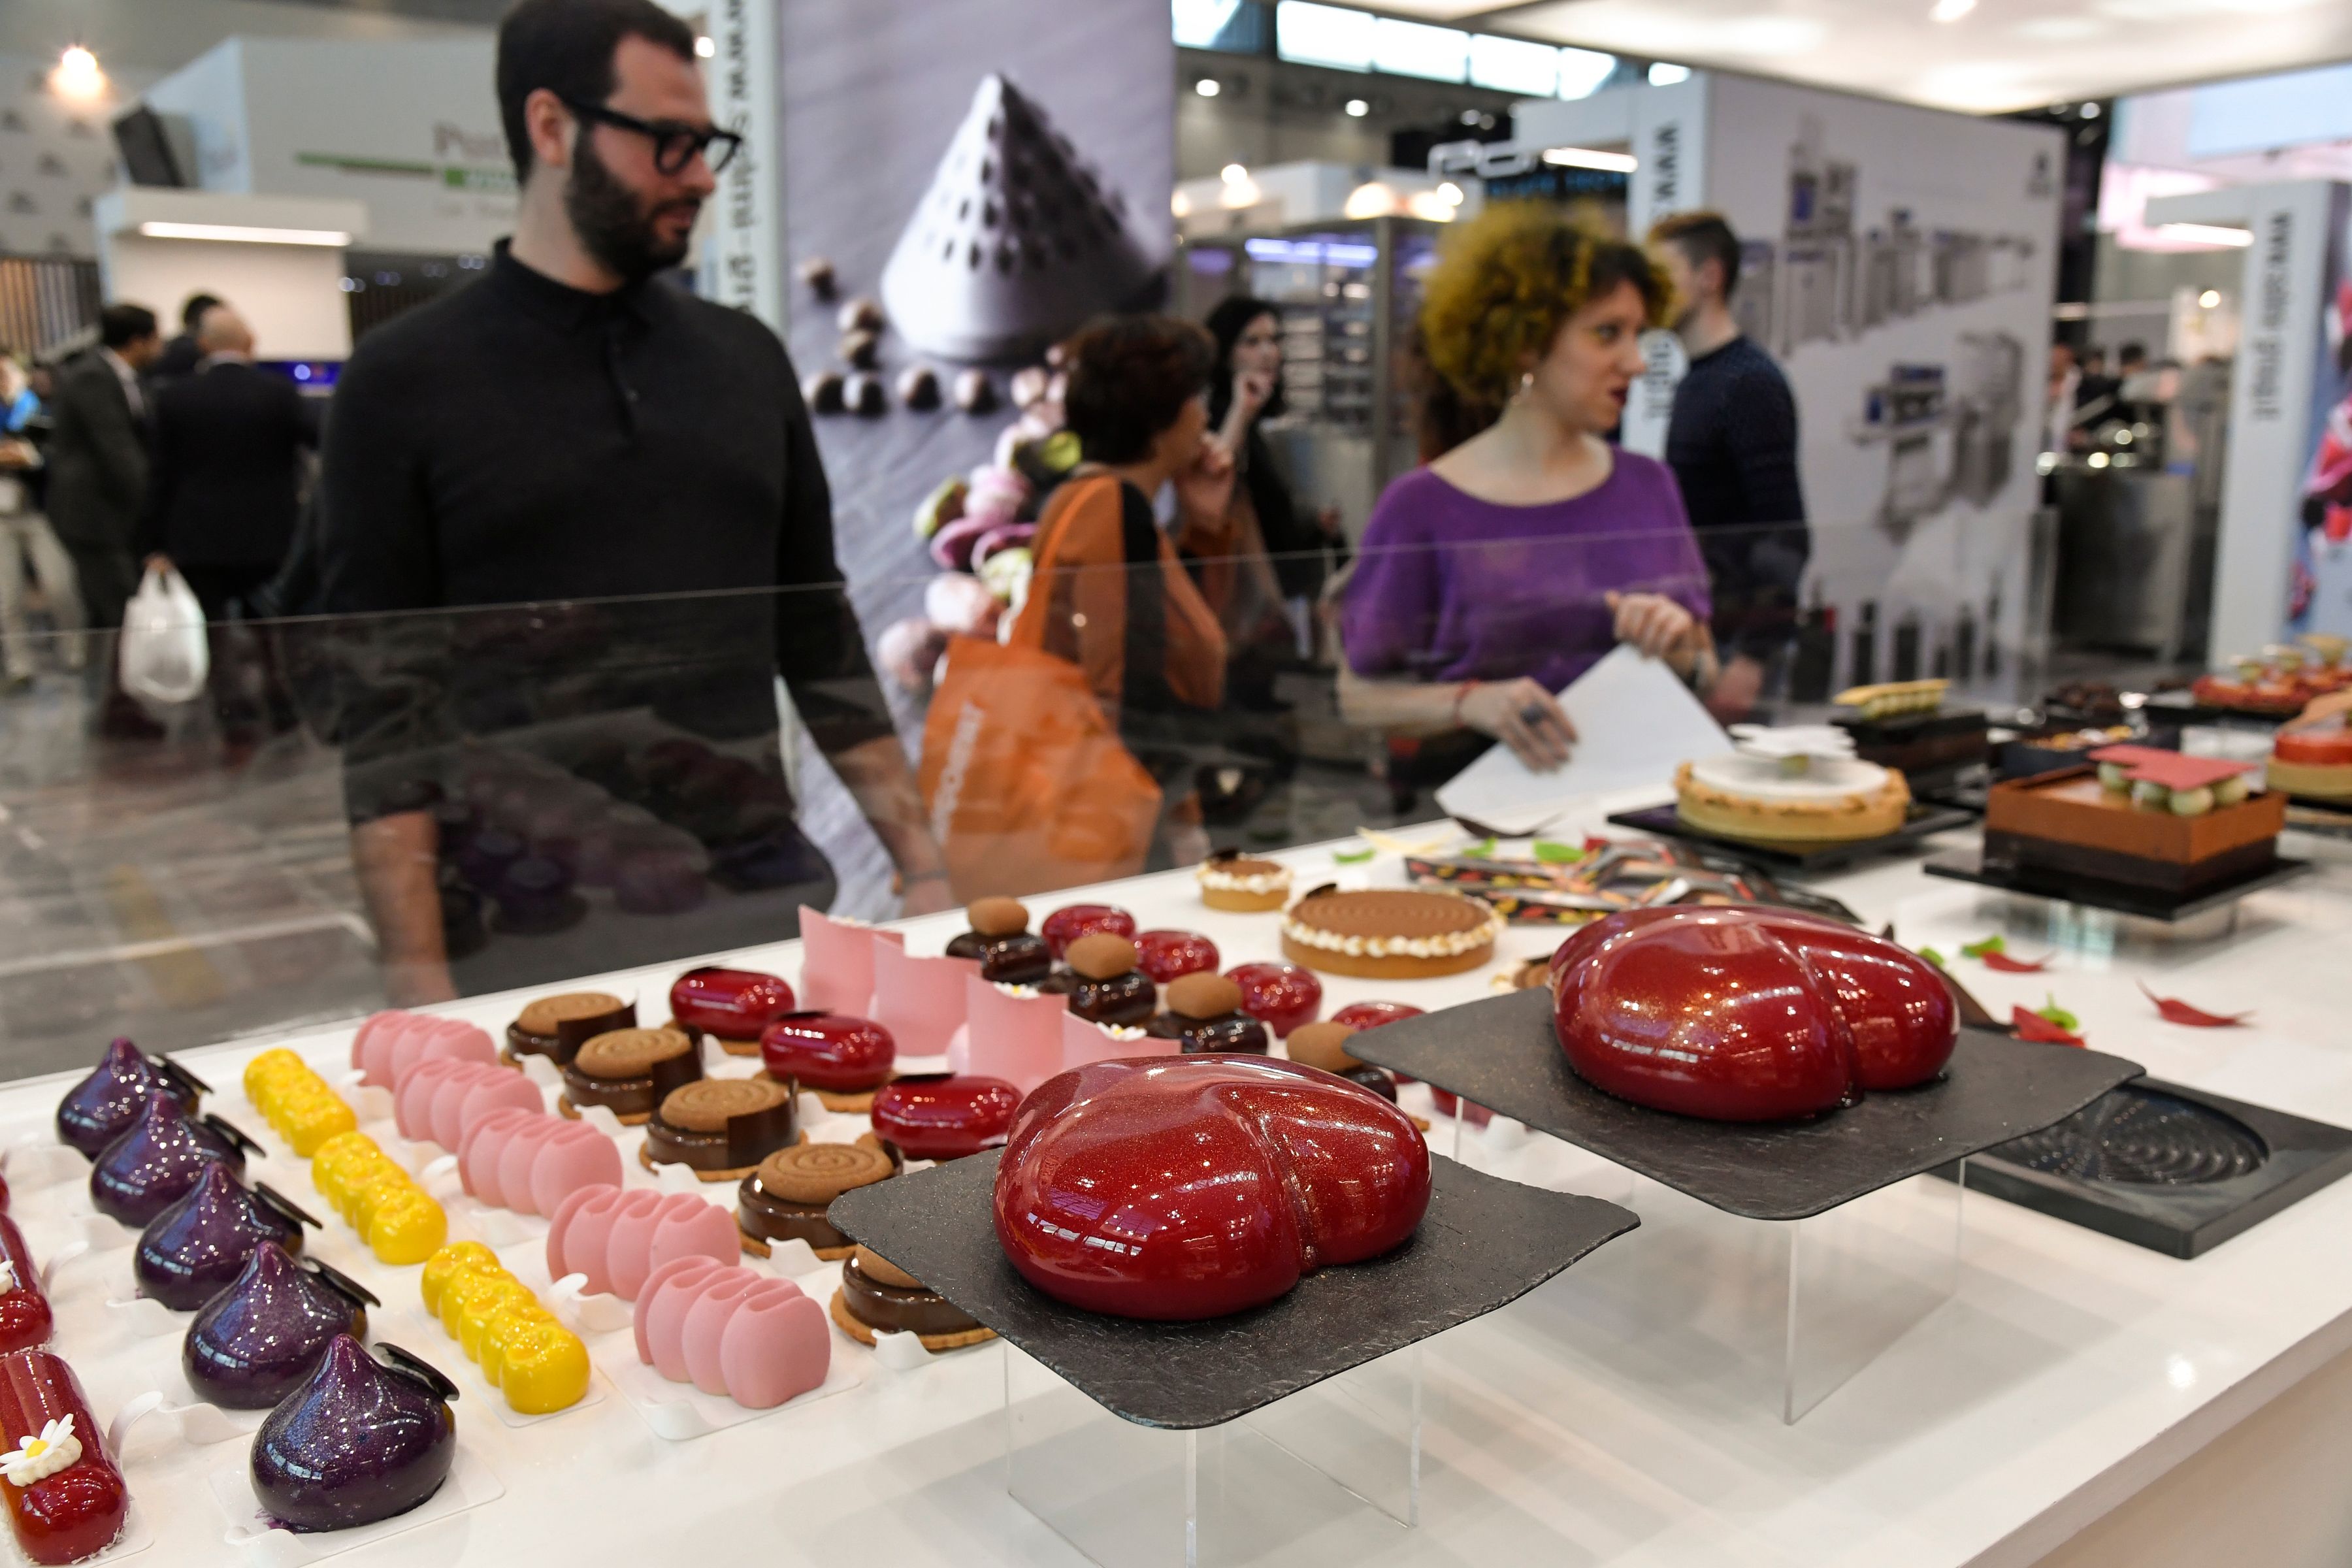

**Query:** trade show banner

left=1659, top=76, right=2064, bottom=695
left=775, top=0, right=1175, bottom=646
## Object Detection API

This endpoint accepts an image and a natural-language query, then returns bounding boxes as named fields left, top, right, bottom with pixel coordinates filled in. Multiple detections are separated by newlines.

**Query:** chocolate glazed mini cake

left=1284, top=1021, right=1399, bottom=1102
left=943, top=897, right=1053, bottom=986
left=507, top=992, right=636, bottom=1067
left=641, top=1077, right=798, bottom=1181
left=737, top=1138, right=898, bottom=1259
left=1145, top=973, right=1269, bottom=1055
left=559, top=1026, right=700, bottom=1123
left=830, top=1245, right=993, bottom=1351
left=1060, top=934, right=1157, bottom=1028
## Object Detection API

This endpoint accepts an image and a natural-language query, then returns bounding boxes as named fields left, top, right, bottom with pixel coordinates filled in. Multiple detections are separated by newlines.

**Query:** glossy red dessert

left=1039, top=904, right=1135, bottom=961
left=759, top=1013, right=896, bottom=1093
left=0, top=1349, right=127, bottom=1565
left=1224, top=962, right=1323, bottom=1039
left=0, top=1215, right=52, bottom=1355
left=870, top=1075, right=1021, bottom=1161
left=1550, top=908, right=1957, bottom=1122
left=994, top=1057, right=1429, bottom=1320
left=2275, top=728, right=2352, bottom=767
left=669, top=968, right=797, bottom=1044
left=1331, top=1001, right=1424, bottom=1032
left=1133, top=930, right=1220, bottom=985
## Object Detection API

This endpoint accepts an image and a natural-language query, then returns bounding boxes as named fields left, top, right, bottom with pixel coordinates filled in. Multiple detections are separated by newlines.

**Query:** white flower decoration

left=994, top=983, right=1040, bottom=999
left=0, top=1260, right=18, bottom=1294
left=1, top=1415, right=80, bottom=1486
left=1100, top=1025, right=1147, bottom=1041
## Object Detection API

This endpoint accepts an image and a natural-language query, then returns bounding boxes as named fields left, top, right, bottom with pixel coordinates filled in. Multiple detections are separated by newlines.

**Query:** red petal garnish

left=2010, top=1005, right=2085, bottom=1047
left=2138, top=981, right=2250, bottom=1028
left=1981, top=951, right=2051, bottom=973
left=1582, top=836, right=1612, bottom=855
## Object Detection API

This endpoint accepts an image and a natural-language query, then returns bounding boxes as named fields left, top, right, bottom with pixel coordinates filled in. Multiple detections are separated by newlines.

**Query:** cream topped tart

left=1281, top=887, right=1503, bottom=979
left=1198, top=851, right=1292, bottom=912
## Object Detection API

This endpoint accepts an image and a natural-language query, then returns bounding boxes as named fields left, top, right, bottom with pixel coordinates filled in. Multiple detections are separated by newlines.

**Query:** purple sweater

left=1341, top=455, right=1712, bottom=693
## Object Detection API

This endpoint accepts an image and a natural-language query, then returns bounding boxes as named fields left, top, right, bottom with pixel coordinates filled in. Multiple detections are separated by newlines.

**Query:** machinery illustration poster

left=1690, top=76, right=2064, bottom=696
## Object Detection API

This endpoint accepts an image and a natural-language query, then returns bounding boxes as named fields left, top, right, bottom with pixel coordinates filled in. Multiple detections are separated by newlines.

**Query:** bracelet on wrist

left=1449, top=680, right=1478, bottom=727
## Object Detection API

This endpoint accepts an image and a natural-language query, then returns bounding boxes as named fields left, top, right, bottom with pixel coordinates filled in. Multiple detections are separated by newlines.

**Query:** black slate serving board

left=828, top=1150, right=1636, bottom=1430
left=1923, top=849, right=2313, bottom=921
left=1936, top=1078, right=2352, bottom=1258
left=1347, top=986, right=2144, bottom=1222
left=1604, top=801, right=1980, bottom=874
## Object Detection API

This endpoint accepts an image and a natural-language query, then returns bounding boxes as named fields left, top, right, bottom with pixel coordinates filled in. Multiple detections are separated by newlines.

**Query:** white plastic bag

left=119, top=564, right=208, bottom=704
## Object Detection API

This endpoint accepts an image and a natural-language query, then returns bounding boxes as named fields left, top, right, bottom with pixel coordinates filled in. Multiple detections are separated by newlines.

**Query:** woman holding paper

left=1339, top=204, right=1718, bottom=773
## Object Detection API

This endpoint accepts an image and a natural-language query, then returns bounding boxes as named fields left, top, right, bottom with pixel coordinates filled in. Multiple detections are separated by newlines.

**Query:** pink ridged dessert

left=455, top=1109, right=622, bottom=1215
left=546, top=1186, right=737, bottom=1300
left=393, top=1057, right=542, bottom=1149
left=352, top=1011, right=497, bottom=1090
left=634, top=1256, right=829, bottom=1409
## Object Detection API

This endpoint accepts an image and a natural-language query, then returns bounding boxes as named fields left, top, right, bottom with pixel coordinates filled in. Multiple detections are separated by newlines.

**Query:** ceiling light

left=1196, top=78, right=1222, bottom=97
left=2158, top=222, right=2254, bottom=248
left=2087, top=451, right=2110, bottom=468
left=1436, top=182, right=1463, bottom=205
left=2080, top=101, right=2101, bottom=118
left=1344, top=98, right=1369, bottom=117
left=137, top=221, right=353, bottom=246
left=694, top=35, right=714, bottom=59
left=1543, top=146, right=1639, bottom=174
left=1929, top=0, right=1976, bottom=21
left=1648, top=63, right=1690, bottom=86
left=1221, top=163, right=1249, bottom=185
left=2199, top=289, right=2223, bottom=309
left=50, top=44, right=104, bottom=103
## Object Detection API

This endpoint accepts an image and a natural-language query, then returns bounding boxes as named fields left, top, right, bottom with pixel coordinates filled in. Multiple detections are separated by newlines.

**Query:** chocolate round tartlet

left=737, top=1139, right=896, bottom=1259
left=830, top=1245, right=992, bottom=1350
left=559, top=1026, right=698, bottom=1122
left=1284, top=1020, right=1398, bottom=1102
left=1062, top=934, right=1157, bottom=1028
left=944, top=897, right=1053, bottom=987
left=1281, top=888, right=1503, bottom=979
left=507, top=991, right=634, bottom=1066
left=1145, top=973, right=1269, bottom=1055
left=1197, top=850, right=1291, bottom=913
left=642, top=1077, right=797, bottom=1179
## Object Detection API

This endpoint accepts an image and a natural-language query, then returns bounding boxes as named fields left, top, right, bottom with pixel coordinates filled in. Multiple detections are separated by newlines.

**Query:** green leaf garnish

left=1331, top=847, right=1374, bottom=864
left=1918, top=947, right=1947, bottom=969
left=1532, top=840, right=1585, bottom=864
left=2036, top=993, right=2080, bottom=1031
left=1961, top=934, right=2008, bottom=958
left=1461, top=838, right=1497, bottom=858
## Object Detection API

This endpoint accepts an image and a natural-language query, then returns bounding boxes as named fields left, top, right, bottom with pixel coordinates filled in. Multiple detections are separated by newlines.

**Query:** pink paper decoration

left=1060, top=1010, right=1179, bottom=1073
left=868, top=941, right=979, bottom=1058
left=797, top=907, right=905, bottom=1015
left=963, top=977, right=1069, bottom=1095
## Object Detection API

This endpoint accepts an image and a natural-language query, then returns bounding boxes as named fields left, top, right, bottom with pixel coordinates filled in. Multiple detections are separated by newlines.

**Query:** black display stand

left=1604, top=802, right=1980, bottom=875
left=1923, top=850, right=2313, bottom=923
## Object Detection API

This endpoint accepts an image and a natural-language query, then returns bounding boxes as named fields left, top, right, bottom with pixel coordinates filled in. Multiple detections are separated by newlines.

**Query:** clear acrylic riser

left=1003, top=1340, right=1422, bottom=1568
left=1453, top=1116, right=1966, bottom=1425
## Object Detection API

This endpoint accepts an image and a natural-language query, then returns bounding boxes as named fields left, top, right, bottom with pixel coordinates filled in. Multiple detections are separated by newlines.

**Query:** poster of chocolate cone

left=778, top=0, right=1173, bottom=696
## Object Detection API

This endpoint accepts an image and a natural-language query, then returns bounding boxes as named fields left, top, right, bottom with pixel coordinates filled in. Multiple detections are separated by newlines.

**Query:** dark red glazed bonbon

left=668, top=967, right=797, bottom=1042
left=869, top=1074, right=1020, bottom=1161
left=994, top=1056, right=1430, bottom=1320
left=1224, top=962, right=1323, bottom=1039
left=0, top=1215, right=51, bottom=1356
left=1134, top=930, right=1220, bottom=985
left=1548, top=907, right=1959, bottom=1122
left=1039, top=904, right=1135, bottom=961
left=0, top=1349, right=128, bottom=1564
left=1331, top=1001, right=1424, bottom=1032
left=760, top=1013, right=896, bottom=1093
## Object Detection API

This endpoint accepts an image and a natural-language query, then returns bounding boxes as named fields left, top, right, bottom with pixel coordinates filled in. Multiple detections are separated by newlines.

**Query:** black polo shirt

left=316, top=240, right=892, bottom=761
left=1664, top=335, right=1810, bottom=663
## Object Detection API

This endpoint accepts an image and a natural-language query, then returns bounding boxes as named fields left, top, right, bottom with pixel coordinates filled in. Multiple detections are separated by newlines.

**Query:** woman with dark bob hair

left=1340, top=204, right=1718, bottom=775
left=1005, top=314, right=1235, bottom=860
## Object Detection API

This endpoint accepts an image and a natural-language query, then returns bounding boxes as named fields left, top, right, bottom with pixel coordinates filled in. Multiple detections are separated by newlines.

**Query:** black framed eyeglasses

left=560, top=97, right=743, bottom=175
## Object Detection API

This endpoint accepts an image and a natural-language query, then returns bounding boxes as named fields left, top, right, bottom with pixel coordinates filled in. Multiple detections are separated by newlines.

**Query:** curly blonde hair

left=1418, top=203, right=1673, bottom=436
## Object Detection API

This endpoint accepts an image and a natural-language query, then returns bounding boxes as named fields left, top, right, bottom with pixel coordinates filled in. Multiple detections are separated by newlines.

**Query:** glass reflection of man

left=318, top=0, right=951, bottom=1004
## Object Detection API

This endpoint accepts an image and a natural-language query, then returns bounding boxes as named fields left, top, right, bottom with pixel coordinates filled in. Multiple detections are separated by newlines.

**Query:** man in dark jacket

left=46, top=304, right=161, bottom=631
left=150, top=293, right=223, bottom=385
left=144, top=305, right=318, bottom=619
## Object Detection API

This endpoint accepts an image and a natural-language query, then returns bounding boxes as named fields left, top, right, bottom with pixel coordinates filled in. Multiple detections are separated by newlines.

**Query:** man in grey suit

left=47, top=304, right=163, bottom=631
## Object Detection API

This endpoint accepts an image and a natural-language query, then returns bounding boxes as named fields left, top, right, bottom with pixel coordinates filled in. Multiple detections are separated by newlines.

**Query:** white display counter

left=11, top=781, right=2352, bottom=1568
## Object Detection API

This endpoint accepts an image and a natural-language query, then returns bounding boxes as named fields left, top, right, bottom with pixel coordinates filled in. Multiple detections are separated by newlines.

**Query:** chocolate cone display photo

left=250, top=1337, right=456, bottom=1533
left=184, top=1243, right=376, bottom=1409
left=878, top=74, right=1158, bottom=362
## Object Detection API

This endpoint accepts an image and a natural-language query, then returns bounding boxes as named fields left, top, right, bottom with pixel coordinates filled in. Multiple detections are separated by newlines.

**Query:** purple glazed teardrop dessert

left=251, top=1337, right=457, bottom=1533
left=88, top=1092, right=255, bottom=1228
left=135, top=1165, right=316, bottom=1312
left=183, top=1243, right=374, bottom=1409
left=55, top=1038, right=204, bottom=1160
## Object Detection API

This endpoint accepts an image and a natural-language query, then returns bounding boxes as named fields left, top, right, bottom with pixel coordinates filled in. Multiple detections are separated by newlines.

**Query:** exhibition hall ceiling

left=1374, top=0, right=2352, bottom=112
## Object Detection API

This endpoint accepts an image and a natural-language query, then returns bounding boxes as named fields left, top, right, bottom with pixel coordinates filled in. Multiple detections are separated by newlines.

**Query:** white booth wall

left=96, top=237, right=352, bottom=361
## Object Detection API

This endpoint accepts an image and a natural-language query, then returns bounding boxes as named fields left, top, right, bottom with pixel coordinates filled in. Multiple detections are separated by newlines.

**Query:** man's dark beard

left=566, top=133, right=699, bottom=283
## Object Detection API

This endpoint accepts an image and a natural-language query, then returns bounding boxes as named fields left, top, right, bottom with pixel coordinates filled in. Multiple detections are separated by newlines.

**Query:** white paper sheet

left=1433, top=645, right=1730, bottom=836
